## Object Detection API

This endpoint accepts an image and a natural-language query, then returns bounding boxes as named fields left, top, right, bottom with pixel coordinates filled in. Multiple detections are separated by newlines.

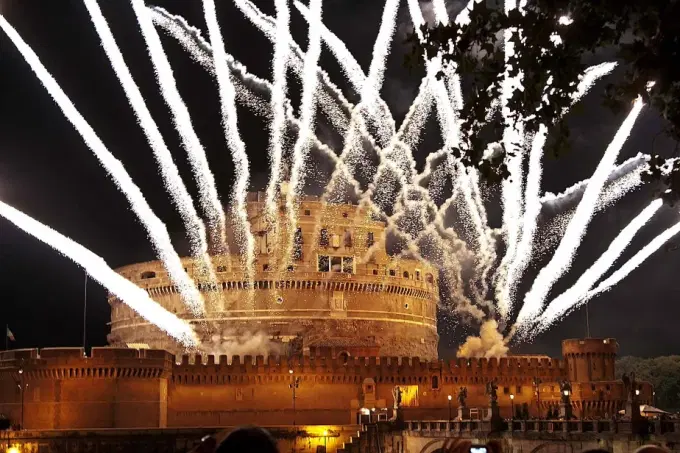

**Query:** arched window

left=338, top=351, right=350, bottom=364
left=403, top=271, right=410, bottom=279
left=140, top=271, right=156, bottom=279
left=426, top=273, right=434, bottom=283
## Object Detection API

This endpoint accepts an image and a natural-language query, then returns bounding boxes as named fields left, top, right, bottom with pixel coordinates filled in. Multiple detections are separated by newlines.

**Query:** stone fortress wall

left=0, top=338, right=653, bottom=431
left=109, top=192, right=441, bottom=359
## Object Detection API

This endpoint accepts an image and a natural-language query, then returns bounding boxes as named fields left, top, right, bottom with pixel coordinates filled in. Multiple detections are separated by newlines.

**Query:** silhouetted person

left=215, top=426, right=279, bottom=453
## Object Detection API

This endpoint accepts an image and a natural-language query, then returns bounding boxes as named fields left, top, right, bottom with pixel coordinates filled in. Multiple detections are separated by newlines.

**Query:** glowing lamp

left=288, top=369, right=293, bottom=374
left=563, top=390, right=570, bottom=396
left=635, top=389, right=640, bottom=396
left=510, top=394, right=514, bottom=400
left=18, top=369, right=23, bottom=374
left=8, top=447, right=21, bottom=453
left=322, top=430, right=328, bottom=437
left=448, top=395, right=452, bottom=401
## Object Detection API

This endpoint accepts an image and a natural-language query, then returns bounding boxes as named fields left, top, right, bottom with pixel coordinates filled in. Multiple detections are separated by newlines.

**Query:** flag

left=6, top=327, right=15, bottom=342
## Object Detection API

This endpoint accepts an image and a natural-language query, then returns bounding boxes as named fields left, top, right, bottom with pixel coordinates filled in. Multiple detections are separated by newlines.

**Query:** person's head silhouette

left=215, top=426, right=279, bottom=453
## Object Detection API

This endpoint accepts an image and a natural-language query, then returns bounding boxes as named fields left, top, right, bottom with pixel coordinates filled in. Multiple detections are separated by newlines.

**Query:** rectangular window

left=367, top=232, right=375, bottom=247
left=319, top=229, right=329, bottom=246
left=389, top=269, right=396, bottom=277
left=342, top=256, right=354, bottom=274
left=331, top=234, right=340, bottom=248
left=304, top=209, right=311, bottom=216
left=331, top=256, right=342, bottom=272
left=317, top=255, right=330, bottom=272
left=263, top=264, right=270, bottom=271
left=415, top=270, right=421, bottom=281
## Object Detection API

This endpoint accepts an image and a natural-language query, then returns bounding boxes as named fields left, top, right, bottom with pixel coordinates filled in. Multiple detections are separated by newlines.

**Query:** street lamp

left=289, top=370, right=300, bottom=427
left=635, top=389, right=640, bottom=396
left=510, top=394, right=515, bottom=419
left=653, top=391, right=656, bottom=405
left=447, top=395, right=452, bottom=422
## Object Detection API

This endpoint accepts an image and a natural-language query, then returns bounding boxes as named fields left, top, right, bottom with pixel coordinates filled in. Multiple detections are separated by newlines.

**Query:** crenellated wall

left=0, top=341, right=653, bottom=430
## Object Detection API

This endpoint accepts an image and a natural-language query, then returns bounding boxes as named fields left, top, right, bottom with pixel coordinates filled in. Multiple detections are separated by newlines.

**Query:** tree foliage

left=616, top=356, right=680, bottom=411
left=404, top=0, right=680, bottom=195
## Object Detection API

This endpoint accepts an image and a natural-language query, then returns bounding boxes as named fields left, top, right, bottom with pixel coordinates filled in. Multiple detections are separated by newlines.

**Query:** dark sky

left=0, top=0, right=677, bottom=359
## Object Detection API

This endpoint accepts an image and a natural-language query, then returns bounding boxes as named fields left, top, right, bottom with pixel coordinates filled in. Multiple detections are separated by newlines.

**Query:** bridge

left=5, top=419, right=680, bottom=453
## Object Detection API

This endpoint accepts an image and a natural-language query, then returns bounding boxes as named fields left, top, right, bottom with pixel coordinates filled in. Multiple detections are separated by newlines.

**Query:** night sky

left=0, top=0, right=678, bottom=359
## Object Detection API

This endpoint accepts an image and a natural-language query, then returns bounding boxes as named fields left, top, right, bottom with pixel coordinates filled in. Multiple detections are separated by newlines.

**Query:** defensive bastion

left=0, top=338, right=652, bottom=431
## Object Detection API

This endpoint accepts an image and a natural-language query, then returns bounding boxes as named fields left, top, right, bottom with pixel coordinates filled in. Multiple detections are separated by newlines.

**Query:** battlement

left=562, top=338, right=618, bottom=355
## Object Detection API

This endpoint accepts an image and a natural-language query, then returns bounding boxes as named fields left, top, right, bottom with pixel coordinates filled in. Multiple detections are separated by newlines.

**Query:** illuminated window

left=331, top=234, right=341, bottom=248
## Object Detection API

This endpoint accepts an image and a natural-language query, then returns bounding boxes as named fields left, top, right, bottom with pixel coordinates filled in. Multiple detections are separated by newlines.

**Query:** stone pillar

left=559, top=401, right=573, bottom=420
left=457, top=407, right=470, bottom=420
left=485, top=401, right=503, bottom=431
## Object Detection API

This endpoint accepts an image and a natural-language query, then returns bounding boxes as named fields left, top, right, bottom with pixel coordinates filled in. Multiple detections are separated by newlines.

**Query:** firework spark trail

left=540, top=154, right=648, bottom=209
left=0, top=200, right=199, bottom=347
left=148, top=8, right=364, bottom=202
left=0, top=16, right=205, bottom=315
left=516, top=98, right=645, bottom=329
left=129, top=0, right=226, bottom=254
left=202, top=0, right=255, bottom=282
left=286, top=0, right=323, bottom=265
left=293, top=1, right=396, bottom=147
left=233, top=0, right=355, bottom=137
left=578, top=220, right=680, bottom=307
left=395, top=77, right=434, bottom=150
left=535, top=199, right=663, bottom=333
left=85, top=0, right=220, bottom=310
left=265, top=0, right=292, bottom=221
left=536, top=155, right=654, bottom=256
left=432, top=0, right=449, bottom=24
left=496, top=0, right=527, bottom=320
left=504, top=62, right=618, bottom=314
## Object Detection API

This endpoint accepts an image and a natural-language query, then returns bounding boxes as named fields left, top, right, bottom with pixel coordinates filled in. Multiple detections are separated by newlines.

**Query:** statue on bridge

left=559, top=380, right=573, bottom=419
left=622, top=372, right=637, bottom=403
left=486, top=380, right=498, bottom=404
left=457, top=387, right=468, bottom=408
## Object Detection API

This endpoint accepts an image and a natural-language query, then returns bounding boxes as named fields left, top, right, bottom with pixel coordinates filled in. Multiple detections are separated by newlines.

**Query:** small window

left=319, top=229, right=329, bottom=246
left=367, top=232, right=375, bottom=247
left=331, top=256, right=342, bottom=272
left=372, top=269, right=379, bottom=275
left=415, top=270, right=421, bottom=281
left=217, top=266, right=227, bottom=272
left=263, top=264, right=270, bottom=271
left=342, top=256, right=354, bottom=274
left=318, top=255, right=330, bottom=272
left=342, top=212, right=348, bottom=218
left=432, top=376, right=439, bottom=389
left=304, top=209, right=311, bottom=216
left=404, top=303, right=409, bottom=309
left=389, top=269, right=396, bottom=277
left=503, top=387, right=510, bottom=395
left=426, top=273, right=434, bottom=283
left=140, top=271, right=156, bottom=279
left=403, top=271, right=410, bottom=279
left=287, top=265, right=295, bottom=272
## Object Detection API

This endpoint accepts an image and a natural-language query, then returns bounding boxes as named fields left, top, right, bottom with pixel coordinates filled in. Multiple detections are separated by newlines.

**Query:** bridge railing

left=406, top=419, right=680, bottom=435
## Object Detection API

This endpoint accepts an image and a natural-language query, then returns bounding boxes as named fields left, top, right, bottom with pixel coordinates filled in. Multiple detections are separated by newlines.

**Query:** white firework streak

left=395, top=77, right=434, bottom=150
left=147, top=7, right=363, bottom=201
left=265, top=0, right=292, bottom=221
left=0, top=199, right=199, bottom=347
left=129, top=0, right=225, bottom=254
left=202, top=0, right=255, bottom=282
left=535, top=198, right=663, bottom=334
left=495, top=0, right=527, bottom=320
left=286, top=0, right=324, bottom=264
left=233, top=0, right=353, bottom=136
left=503, top=62, right=618, bottom=316
left=0, top=16, right=204, bottom=315
left=579, top=220, right=680, bottom=306
left=432, top=0, right=449, bottom=24
left=516, top=97, right=645, bottom=329
left=85, top=0, right=217, bottom=314
left=293, top=0, right=397, bottom=147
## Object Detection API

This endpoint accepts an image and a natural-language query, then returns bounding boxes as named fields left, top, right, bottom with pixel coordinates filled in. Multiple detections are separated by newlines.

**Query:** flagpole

left=5, top=324, right=7, bottom=351
left=83, top=272, right=88, bottom=353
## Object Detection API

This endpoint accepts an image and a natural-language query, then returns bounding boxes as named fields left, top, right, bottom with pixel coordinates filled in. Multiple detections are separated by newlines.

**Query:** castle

left=0, top=192, right=653, bottom=430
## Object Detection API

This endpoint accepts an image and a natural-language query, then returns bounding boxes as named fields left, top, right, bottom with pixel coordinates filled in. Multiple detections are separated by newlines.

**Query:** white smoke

left=457, top=319, right=509, bottom=358
left=203, top=330, right=284, bottom=358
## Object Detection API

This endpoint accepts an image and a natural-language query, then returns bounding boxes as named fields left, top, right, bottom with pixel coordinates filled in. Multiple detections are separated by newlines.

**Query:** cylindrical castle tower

left=562, top=338, right=618, bottom=382
left=107, top=190, right=441, bottom=359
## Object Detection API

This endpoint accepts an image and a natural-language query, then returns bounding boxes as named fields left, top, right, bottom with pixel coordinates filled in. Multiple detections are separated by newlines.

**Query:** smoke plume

left=456, top=319, right=509, bottom=358
left=203, top=329, right=284, bottom=359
